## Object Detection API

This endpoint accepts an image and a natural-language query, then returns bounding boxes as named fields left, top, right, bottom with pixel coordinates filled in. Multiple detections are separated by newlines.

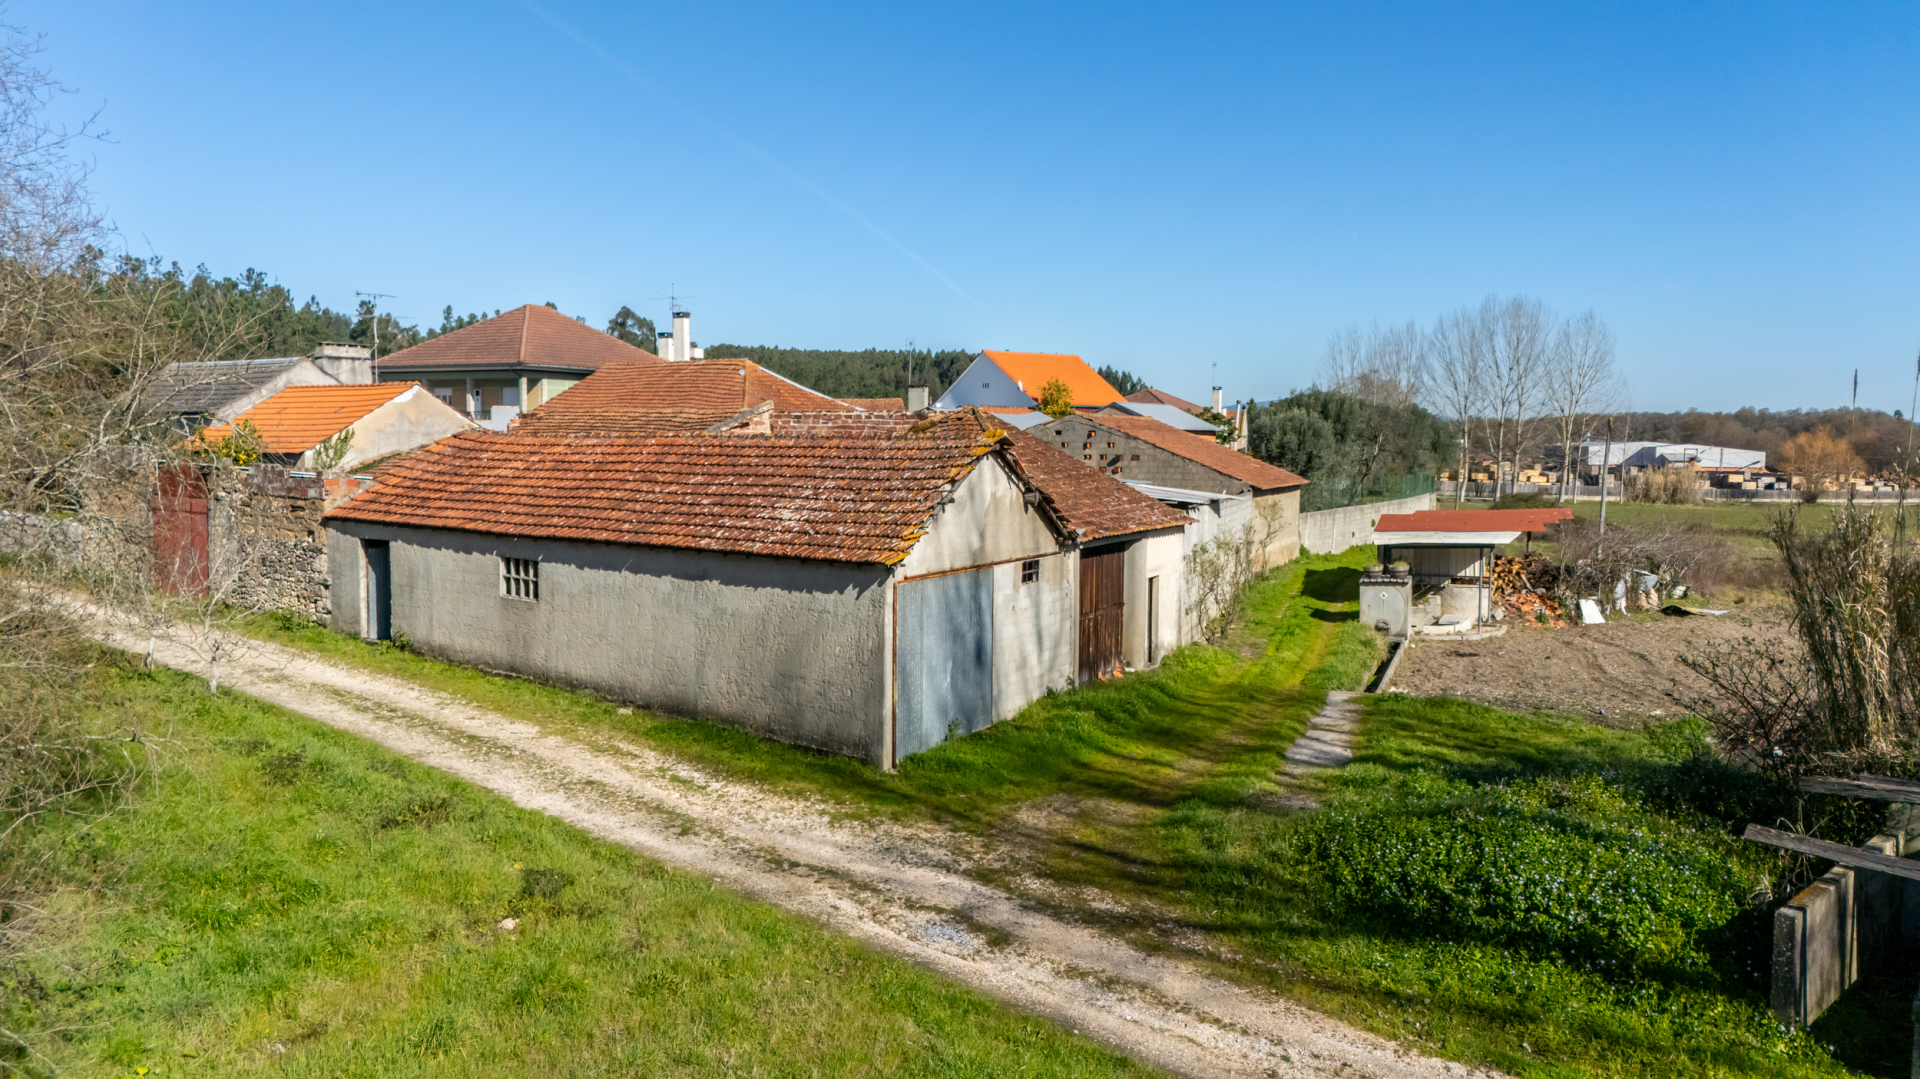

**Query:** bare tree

left=1425, top=305, right=1491, bottom=505
left=1546, top=310, right=1623, bottom=502
left=1478, top=297, right=1554, bottom=499
left=0, top=22, right=268, bottom=1053
left=1324, top=320, right=1428, bottom=410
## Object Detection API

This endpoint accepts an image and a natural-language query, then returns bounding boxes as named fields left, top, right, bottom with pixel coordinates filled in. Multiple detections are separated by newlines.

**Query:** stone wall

left=1298, top=491, right=1438, bottom=554
left=206, top=465, right=371, bottom=619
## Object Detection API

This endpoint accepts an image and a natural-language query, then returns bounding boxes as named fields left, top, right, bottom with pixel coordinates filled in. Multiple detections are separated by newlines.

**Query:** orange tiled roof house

left=321, top=413, right=1188, bottom=767
left=932, top=351, right=1126, bottom=412
left=198, top=383, right=475, bottom=472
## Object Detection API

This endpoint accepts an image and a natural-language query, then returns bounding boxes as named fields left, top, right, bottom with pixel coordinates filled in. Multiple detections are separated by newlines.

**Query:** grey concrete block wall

left=1299, top=492, right=1437, bottom=554
left=327, top=522, right=894, bottom=764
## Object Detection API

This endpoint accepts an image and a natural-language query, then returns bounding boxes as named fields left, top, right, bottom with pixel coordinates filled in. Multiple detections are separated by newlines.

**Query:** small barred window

left=502, top=557, right=539, bottom=601
left=1021, top=559, right=1040, bottom=583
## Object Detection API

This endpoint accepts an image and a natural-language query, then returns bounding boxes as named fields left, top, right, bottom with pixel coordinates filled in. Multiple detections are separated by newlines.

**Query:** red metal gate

left=1077, top=546, right=1125, bottom=682
left=152, top=465, right=209, bottom=596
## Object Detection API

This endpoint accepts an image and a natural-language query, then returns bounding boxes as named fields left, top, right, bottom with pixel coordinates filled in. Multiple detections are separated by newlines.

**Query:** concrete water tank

left=1359, top=563, right=1412, bottom=639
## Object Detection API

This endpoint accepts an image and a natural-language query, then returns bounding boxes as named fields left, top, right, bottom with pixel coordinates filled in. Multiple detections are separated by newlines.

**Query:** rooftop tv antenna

left=652, top=285, right=695, bottom=316
left=356, top=290, right=396, bottom=362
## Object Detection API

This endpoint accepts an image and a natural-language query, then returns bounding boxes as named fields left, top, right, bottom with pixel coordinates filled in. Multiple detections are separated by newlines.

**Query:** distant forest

left=1610, top=407, right=1917, bottom=474
left=701, top=345, right=979, bottom=401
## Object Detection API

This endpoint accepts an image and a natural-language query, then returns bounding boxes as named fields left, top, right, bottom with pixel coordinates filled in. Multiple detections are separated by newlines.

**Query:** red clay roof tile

left=323, top=427, right=1002, bottom=564
left=929, top=410, right=1191, bottom=541
left=1060, top=413, right=1306, bottom=490
left=198, top=383, right=423, bottom=453
left=377, top=304, right=662, bottom=373
left=513, top=359, right=849, bottom=435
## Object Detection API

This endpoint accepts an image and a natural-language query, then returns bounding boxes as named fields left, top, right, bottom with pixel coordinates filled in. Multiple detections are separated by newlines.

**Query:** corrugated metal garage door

left=894, top=569, right=993, bottom=764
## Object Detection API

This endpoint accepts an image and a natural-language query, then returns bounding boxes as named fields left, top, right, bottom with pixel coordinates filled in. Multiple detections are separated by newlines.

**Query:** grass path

left=83, top=597, right=1488, bottom=1079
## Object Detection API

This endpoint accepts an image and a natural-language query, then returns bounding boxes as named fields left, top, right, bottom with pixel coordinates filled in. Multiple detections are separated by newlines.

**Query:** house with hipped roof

left=932, top=351, right=1126, bottom=411
left=197, top=383, right=475, bottom=471
left=321, top=409, right=1189, bottom=767
left=508, top=357, right=854, bottom=436
left=375, top=304, right=662, bottom=428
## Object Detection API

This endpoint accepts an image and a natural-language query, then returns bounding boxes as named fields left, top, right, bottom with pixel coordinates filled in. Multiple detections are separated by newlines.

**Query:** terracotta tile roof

left=513, top=359, right=850, bottom=435
left=377, top=304, right=662, bottom=373
left=199, top=383, right=422, bottom=454
left=1375, top=509, right=1573, bottom=535
left=1058, top=413, right=1307, bottom=490
left=514, top=405, right=762, bottom=437
left=323, top=427, right=1002, bottom=565
left=981, top=351, right=1125, bottom=407
left=1125, top=387, right=1206, bottom=414
left=931, top=409, right=1191, bottom=541
left=840, top=397, right=905, bottom=412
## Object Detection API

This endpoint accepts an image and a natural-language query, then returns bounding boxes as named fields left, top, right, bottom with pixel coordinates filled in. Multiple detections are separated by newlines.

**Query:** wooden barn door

left=151, top=465, right=209, bottom=596
left=1077, top=546, right=1125, bottom=682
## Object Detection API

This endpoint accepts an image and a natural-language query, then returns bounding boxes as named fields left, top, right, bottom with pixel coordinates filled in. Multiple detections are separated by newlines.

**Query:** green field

left=228, top=551, right=1899, bottom=1077
left=0, top=661, right=1157, bottom=1078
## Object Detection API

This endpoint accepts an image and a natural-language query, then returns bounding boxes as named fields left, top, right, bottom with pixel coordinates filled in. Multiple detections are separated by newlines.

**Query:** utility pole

left=356, top=291, right=396, bottom=363
left=1599, top=416, right=1613, bottom=546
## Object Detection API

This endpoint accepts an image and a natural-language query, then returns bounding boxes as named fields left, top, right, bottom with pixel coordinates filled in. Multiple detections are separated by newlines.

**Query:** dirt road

left=92, top=616, right=1495, bottom=1079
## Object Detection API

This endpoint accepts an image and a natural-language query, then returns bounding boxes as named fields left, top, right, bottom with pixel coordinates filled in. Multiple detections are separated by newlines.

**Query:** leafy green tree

left=1251, top=408, right=1336, bottom=477
left=606, top=306, right=657, bottom=352
left=1038, top=377, right=1075, bottom=419
left=425, top=306, right=492, bottom=340
left=1097, top=365, right=1145, bottom=396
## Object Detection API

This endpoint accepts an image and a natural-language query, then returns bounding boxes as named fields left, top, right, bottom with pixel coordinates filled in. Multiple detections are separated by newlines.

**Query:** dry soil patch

left=1391, top=603, right=1791, bottom=723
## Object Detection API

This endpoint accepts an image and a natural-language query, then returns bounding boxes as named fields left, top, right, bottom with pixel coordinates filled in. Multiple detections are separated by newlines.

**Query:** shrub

left=1286, top=770, right=1756, bottom=974
left=1491, top=491, right=1555, bottom=509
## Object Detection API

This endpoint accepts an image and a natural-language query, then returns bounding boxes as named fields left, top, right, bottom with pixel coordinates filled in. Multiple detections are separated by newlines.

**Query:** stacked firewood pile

left=1492, top=554, right=1567, bottom=627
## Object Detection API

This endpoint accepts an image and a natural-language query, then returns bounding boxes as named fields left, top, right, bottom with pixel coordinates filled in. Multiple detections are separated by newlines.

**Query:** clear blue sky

left=20, top=1, right=1920, bottom=411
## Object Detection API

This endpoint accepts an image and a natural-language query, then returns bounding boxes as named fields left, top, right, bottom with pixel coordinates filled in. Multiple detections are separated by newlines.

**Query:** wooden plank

left=1800, top=775, right=1920, bottom=804
left=1743, top=824, right=1920, bottom=883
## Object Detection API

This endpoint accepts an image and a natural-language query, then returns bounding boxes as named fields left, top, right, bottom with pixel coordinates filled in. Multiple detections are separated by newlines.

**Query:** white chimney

left=1211, top=386, right=1223, bottom=412
left=907, top=386, right=929, bottom=411
left=672, top=310, right=691, bottom=362
left=657, top=331, right=675, bottom=362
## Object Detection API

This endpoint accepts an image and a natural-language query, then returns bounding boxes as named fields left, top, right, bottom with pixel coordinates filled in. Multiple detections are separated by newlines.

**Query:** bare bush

left=1685, top=507, right=1920, bottom=783
left=1186, top=525, right=1256, bottom=641
left=1552, top=516, right=1727, bottom=608
left=1622, top=468, right=1701, bottom=505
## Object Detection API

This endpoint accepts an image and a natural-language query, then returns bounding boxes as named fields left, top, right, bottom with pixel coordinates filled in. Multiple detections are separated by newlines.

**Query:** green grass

left=229, top=549, right=1898, bottom=1077
left=238, top=550, right=1380, bottom=829
left=1, top=659, right=1158, bottom=1078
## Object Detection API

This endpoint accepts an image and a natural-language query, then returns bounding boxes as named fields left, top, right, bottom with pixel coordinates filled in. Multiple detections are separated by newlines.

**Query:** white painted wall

left=309, top=385, right=475, bottom=470
left=931, top=355, right=1035, bottom=409
left=1120, top=530, right=1186, bottom=667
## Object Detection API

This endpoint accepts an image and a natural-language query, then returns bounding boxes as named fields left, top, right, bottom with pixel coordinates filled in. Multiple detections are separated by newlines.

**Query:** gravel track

left=94, top=617, right=1500, bottom=1079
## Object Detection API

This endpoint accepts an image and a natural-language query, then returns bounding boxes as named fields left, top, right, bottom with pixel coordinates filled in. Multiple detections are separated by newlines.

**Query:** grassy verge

left=231, top=549, right=1891, bottom=1076
left=1, top=658, right=1157, bottom=1078
left=1158, top=692, right=1863, bottom=1078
